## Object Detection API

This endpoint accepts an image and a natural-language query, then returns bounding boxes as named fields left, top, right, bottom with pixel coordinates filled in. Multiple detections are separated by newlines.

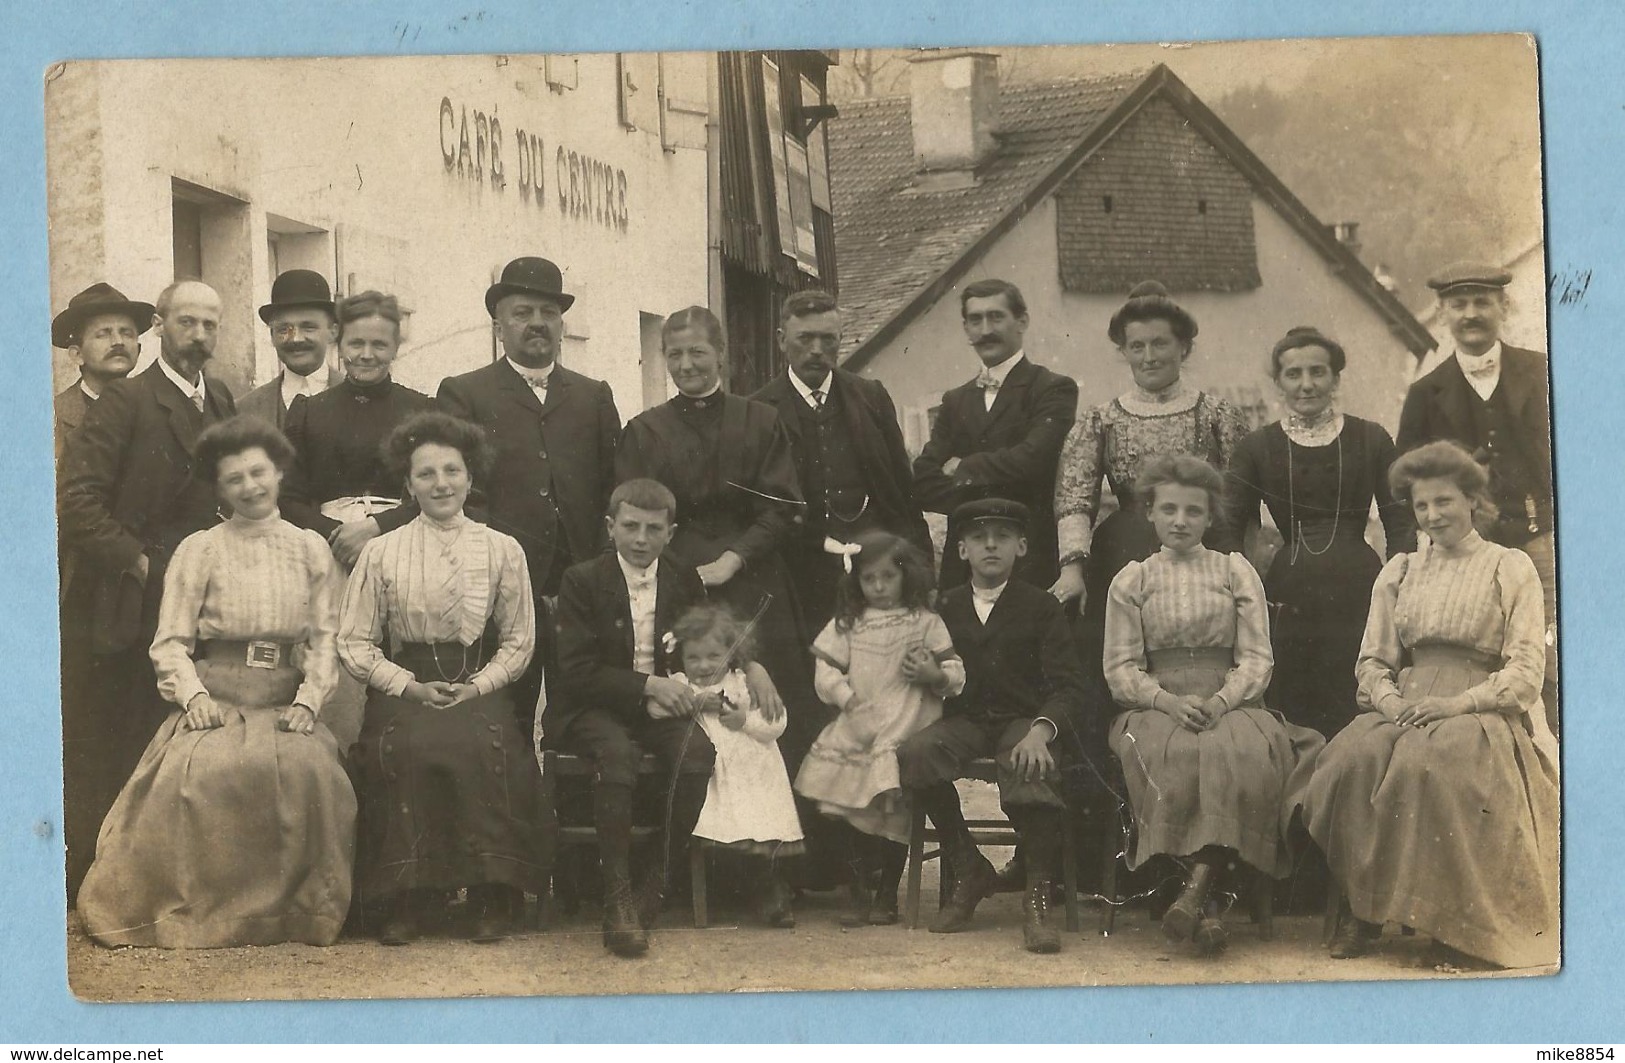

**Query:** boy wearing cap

left=897, top=498, right=1088, bottom=953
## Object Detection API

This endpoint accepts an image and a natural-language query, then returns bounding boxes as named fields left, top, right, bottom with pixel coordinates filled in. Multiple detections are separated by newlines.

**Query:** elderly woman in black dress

left=338, top=411, right=542, bottom=945
left=1221, top=326, right=1414, bottom=738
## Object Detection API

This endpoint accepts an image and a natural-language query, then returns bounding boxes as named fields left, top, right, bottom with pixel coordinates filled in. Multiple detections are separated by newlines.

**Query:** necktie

left=976, top=370, right=1001, bottom=392
left=190, top=391, right=205, bottom=413
left=628, top=574, right=654, bottom=595
left=1459, top=350, right=1499, bottom=380
left=811, top=389, right=826, bottom=408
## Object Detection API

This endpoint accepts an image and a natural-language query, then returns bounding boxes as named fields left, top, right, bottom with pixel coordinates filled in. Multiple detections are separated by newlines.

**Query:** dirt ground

left=68, top=879, right=1543, bottom=1003
left=66, top=783, right=1551, bottom=1002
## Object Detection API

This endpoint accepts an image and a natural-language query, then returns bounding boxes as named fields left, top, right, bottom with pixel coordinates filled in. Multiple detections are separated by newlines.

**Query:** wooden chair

left=537, top=749, right=708, bottom=929
left=903, top=758, right=1080, bottom=932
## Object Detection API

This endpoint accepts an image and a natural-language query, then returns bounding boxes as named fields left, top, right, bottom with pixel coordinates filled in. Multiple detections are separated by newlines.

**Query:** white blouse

left=337, top=512, right=535, bottom=697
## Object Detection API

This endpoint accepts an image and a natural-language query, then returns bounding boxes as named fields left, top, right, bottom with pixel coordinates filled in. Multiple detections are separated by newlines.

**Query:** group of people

left=51, top=250, right=1558, bottom=972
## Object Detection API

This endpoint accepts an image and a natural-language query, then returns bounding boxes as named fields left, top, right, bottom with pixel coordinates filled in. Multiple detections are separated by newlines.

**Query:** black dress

left=1222, top=415, right=1414, bottom=737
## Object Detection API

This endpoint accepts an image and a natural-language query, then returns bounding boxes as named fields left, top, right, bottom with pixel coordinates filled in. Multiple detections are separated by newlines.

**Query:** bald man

left=58, top=279, right=236, bottom=903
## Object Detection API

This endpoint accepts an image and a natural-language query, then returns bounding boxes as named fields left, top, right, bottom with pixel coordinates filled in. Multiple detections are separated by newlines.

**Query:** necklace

left=1285, top=428, right=1344, bottom=563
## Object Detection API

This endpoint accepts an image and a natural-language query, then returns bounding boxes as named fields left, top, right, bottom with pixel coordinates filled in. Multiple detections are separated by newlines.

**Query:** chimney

left=907, top=49, right=1000, bottom=190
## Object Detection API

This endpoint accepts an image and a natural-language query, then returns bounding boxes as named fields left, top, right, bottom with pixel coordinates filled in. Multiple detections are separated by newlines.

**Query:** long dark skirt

left=353, top=652, right=545, bottom=903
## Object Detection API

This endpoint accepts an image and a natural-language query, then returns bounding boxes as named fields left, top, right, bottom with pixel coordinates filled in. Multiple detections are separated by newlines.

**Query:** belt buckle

left=245, top=640, right=282, bottom=669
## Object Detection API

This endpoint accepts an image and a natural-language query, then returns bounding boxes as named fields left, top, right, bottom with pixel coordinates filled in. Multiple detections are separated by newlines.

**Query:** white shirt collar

left=617, top=553, right=659, bottom=587
left=157, top=355, right=206, bottom=405
left=788, top=369, right=833, bottom=408
left=280, top=367, right=329, bottom=409
left=979, top=350, right=1025, bottom=386
left=78, top=379, right=100, bottom=402
left=1453, top=341, right=1503, bottom=401
left=506, top=357, right=555, bottom=386
left=971, top=580, right=1008, bottom=603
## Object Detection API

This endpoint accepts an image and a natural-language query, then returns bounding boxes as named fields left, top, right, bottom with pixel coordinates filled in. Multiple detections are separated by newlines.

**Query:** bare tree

left=829, top=48, right=909, bottom=98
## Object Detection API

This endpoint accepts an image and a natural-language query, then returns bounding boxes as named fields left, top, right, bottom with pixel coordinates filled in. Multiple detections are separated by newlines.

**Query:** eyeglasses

left=271, top=323, right=328, bottom=340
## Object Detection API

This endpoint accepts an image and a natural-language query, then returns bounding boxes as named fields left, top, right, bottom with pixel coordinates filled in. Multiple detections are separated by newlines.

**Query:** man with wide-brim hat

left=438, top=256, right=618, bottom=740
left=239, top=270, right=343, bottom=429
left=52, top=283, right=154, bottom=461
left=1398, top=258, right=1557, bottom=730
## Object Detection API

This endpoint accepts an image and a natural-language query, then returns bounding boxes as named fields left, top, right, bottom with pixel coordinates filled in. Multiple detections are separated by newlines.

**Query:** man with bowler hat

left=52, top=283, right=152, bottom=462
left=1398, top=260, right=1557, bottom=726
left=750, top=289, right=931, bottom=633
left=57, top=279, right=236, bottom=903
left=437, top=256, right=621, bottom=732
left=239, top=269, right=344, bottom=429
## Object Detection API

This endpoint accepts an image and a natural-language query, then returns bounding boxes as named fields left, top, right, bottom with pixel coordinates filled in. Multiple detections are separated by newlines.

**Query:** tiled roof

left=828, top=70, right=1149, bottom=358
left=828, top=64, right=1435, bottom=364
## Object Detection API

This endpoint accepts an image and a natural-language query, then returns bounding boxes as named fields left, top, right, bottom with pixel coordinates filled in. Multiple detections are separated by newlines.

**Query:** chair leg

left=905, top=804, right=926, bottom=929
left=1323, top=882, right=1344, bottom=946
left=537, top=751, right=560, bottom=931
left=690, top=843, right=708, bottom=929
left=1061, top=819, right=1080, bottom=934
left=1100, top=802, right=1122, bottom=936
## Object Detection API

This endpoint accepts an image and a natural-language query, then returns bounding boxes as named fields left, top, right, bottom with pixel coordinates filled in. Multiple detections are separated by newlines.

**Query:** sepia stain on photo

left=47, top=34, right=1556, bottom=1001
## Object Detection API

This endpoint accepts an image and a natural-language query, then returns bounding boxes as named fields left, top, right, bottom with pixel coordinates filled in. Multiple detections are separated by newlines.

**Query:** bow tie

left=975, top=370, right=1002, bottom=391
left=518, top=372, right=550, bottom=390
left=1459, top=351, right=1499, bottom=380
left=626, top=573, right=655, bottom=592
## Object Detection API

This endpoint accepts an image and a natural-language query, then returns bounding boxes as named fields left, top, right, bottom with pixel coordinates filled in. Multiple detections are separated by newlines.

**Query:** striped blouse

left=1103, top=546, right=1273, bottom=712
left=149, top=512, right=343, bottom=714
left=337, top=512, right=535, bottom=697
left=1357, top=531, right=1545, bottom=720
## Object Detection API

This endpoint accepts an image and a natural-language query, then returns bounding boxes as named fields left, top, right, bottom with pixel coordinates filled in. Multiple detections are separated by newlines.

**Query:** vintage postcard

left=47, top=33, right=1555, bottom=1002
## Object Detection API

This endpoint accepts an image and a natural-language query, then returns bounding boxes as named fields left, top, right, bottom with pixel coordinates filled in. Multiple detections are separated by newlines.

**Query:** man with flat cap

left=750, top=288, right=931, bottom=633
left=239, top=269, right=344, bottom=429
left=438, top=256, right=621, bottom=730
left=1398, top=260, right=1557, bottom=725
left=52, top=283, right=151, bottom=462
left=57, top=278, right=236, bottom=903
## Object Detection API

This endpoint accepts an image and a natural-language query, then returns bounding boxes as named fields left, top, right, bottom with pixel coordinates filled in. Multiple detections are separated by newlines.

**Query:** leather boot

left=467, top=883, right=516, bottom=944
left=602, top=873, right=649, bottom=957
left=1163, top=861, right=1217, bottom=943
left=994, top=850, right=1026, bottom=894
left=1022, top=881, right=1062, bottom=954
left=1329, top=906, right=1381, bottom=959
left=1194, top=908, right=1229, bottom=955
left=869, top=841, right=906, bottom=926
left=379, top=889, right=424, bottom=946
left=760, top=865, right=796, bottom=929
left=840, top=857, right=873, bottom=928
left=929, top=849, right=998, bottom=934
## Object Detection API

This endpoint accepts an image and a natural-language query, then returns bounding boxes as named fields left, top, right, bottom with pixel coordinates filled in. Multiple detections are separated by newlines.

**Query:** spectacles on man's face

left=271, top=322, right=329, bottom=341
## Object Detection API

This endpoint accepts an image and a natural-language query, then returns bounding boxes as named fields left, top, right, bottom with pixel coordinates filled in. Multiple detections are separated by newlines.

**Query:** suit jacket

left=913, top=357, right=1079, bottom=589
left=237, top=366, right=345, bottom=429
left=750, top=368, right=931, bottom=557
left=1397, top=345, right=1553, bottom=537
left=548, top=551, right=705, bottom=739
left=938, top=580, right=1089, bottom=749
left=438, top=360, right=620, bottom=595
left=54, top=379, right=92, bottom=464
left=57, top=360, right=236, bottom=652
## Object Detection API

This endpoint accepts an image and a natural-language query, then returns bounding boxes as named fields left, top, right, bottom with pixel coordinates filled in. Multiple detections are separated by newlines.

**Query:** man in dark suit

left=438, top=257, right=621, bottom=730
left=750, top=289, right=930, bottom=632
left=1398, top=260, right=1557, bottom=727
left=898, top=499, right=1089, bottom=954
left=57, top=279, right=235, bottom=902
left=237, top=270, right=344, bottom=429
left=51, top=283, right=151, bottom=462
left=913, top=278, right=1078, bottom=590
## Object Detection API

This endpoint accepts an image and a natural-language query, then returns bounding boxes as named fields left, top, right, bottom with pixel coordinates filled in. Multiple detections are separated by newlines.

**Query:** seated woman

left=1104, top=454, right=1323, bottom=955
left=1304, top=440, right=1559, bottom=970
left=78, top=416, right=356, bottom=948
left=338, top=411, right=543, bottom=946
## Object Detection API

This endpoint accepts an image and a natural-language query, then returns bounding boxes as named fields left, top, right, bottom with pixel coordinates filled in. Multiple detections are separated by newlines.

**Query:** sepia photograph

left=45, top=32, right=1558, bottom=1004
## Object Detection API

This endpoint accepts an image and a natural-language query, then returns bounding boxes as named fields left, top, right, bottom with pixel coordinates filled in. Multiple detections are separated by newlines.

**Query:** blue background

left=2, top=0, right=1619, bottom=1043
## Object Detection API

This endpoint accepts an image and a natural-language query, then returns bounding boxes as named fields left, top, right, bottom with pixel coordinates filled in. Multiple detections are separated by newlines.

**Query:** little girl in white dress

left=654, top=603, right=803, bottom=926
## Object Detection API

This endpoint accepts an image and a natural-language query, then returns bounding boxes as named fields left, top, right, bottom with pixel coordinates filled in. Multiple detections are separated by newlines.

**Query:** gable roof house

left=826, top=54, right=1434, bottom=444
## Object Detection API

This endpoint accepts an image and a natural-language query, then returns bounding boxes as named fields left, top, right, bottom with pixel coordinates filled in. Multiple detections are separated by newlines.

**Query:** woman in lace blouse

left=1051, top=282, right=1248, bottom=774
left=338, top=412, right=541, bottom=946
left=1304, top=441, right=1559, bottom=970
left=1221, top=327, right=1414, bottom=738
left=79, top=417, right=356, bottom=948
